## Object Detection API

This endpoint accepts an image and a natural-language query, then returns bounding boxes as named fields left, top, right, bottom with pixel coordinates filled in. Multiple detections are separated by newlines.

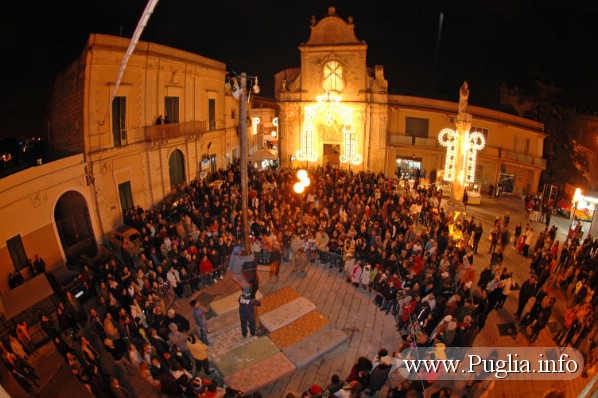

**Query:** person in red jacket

left=399, top=296, right=417, bottom=331
left=199, top=254, right=215, bottom=284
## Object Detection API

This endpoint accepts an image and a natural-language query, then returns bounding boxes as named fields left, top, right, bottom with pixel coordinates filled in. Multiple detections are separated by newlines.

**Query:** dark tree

left=500, top=81, right=589, bottom=189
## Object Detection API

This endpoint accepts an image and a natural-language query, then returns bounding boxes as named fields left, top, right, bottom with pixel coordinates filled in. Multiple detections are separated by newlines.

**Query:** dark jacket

left=367, top=363, right=392, bottom=391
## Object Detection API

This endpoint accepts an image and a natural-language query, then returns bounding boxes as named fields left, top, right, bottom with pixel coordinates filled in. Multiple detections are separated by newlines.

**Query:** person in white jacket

left=360, top=264, right=371, bottom=291
left=523, top=229, right=534, bottom=258
left=166, top=265, right=183, bottom=297
left=351, top=261, right=363, bottom=286
left=344, top=253, right=356, bottom=282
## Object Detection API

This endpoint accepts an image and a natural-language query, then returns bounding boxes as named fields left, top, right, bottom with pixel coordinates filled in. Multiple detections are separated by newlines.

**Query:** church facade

left=275, top=7, right=546, bottom=196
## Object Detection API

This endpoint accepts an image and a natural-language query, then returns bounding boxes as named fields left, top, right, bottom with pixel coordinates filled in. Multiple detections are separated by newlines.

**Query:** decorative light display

left=339, top=124, right=363, bottom=166
left=296, top=128, right=317, bottom=162
left=438, top=128, right=457, bottom=181
left=465, top=131, right=486, bottom=183
left=252, top=117, right=260, bottom=136
left=297, top=91, right=361, bottom=165
left=438, top=127, right=485, bottom=183
left=272, top=117, right=279, bottom=137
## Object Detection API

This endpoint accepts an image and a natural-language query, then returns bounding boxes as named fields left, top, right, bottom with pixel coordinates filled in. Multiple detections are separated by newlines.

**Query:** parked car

left=154, top=191, right=190, bottom=222
left=49, top=266, right=93, bottom=303
left=107, top=225, right=143, bottom=255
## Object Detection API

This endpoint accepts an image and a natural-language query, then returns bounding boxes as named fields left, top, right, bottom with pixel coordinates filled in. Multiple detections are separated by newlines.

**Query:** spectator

left=187, top=334, right=212, bottom=376
left=190, top=299, right=209, bottom=345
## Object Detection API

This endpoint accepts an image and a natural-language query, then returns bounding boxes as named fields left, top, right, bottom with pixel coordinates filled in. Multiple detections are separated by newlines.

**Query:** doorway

left=54, top=191, right=97, bottom=260
left=396, top=157, right=422, bottom=179
left=169, top=149, right=186, bottom=188
left=323, top=144, right=340, bottom=166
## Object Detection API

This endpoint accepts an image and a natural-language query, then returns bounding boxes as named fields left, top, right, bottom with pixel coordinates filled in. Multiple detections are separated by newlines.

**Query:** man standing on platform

left=238, top=291, right=261, bottom=338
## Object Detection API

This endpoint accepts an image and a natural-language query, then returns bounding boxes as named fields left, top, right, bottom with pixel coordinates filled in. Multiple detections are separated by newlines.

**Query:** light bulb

left=253, top=77, right=260, bottom=94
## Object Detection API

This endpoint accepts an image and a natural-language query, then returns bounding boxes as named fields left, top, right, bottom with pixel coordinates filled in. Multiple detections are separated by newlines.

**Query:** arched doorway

left=54, top=191, right=97, bottom=261
left=169, top=149, right=185, bottom=187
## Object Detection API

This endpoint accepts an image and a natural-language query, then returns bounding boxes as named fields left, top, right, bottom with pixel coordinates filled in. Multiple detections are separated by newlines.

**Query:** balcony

left=501, top=149, right=546, bottom=168
left=388, top=134, right=439, bottom=149
left=139, top=120, right=227, bottom=145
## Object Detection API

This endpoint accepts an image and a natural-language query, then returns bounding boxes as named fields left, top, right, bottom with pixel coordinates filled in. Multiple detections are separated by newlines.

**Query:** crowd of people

left=3, top=160, right=598, bottom=398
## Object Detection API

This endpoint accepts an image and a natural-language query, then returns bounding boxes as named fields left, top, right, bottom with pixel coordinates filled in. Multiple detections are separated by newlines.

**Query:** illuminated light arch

left=465, top=131, right=486, bottom=183
left=438, top=127, right=485, bottom=183
left=438, top=128, right=458, bottom=181
left=297, top=91, right=362, bottom=165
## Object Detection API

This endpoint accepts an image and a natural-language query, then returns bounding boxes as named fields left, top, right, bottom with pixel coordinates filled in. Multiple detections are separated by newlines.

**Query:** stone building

left=1, top=10, right=552, bottom=291
left=0, top=34, right=241, bottom=292
left=275, top=7, right=546, bottom=195
left=47, top=33, right=240, bottom=243
left=0, top=155, right=89, bottom=291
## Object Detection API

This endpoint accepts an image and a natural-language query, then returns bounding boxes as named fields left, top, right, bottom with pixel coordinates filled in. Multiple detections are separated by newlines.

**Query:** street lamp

left=567, top=188, right=584, bottom=241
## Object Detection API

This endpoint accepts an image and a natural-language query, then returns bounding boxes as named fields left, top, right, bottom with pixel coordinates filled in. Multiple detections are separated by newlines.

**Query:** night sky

left=1, top=0, right=597, bottom=140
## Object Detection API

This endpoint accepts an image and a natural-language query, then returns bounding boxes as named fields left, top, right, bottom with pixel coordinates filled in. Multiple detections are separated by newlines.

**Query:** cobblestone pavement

left=4, top=196, right=594, bottom=398
left=177, top=196, right=594, bottom=398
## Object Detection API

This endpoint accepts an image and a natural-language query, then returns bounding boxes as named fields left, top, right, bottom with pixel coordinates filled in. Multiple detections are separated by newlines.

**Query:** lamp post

left=567, top=187, right=584, bottom=242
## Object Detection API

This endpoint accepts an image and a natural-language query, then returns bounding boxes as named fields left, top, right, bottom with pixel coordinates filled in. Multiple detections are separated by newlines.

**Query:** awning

left=0, top=274, right=55, bottom=320
left=248, top=148, right=278, bottom=160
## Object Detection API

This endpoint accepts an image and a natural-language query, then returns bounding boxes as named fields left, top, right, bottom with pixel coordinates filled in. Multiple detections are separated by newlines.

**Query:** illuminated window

left=323, top=61, right=344, bottom=92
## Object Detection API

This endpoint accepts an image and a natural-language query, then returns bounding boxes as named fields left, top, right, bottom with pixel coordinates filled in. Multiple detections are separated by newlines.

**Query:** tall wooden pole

left=239, top=73, right=251, bottom=252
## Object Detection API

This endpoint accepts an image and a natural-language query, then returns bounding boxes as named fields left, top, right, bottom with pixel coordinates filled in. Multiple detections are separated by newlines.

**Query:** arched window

left=323, top=61, right=344, bottom=92
left=169, top=149, right=185, bottom=187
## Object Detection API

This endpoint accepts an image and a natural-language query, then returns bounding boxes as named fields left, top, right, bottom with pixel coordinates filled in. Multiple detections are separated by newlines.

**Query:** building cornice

left=389, top=94, right=546, bottom=137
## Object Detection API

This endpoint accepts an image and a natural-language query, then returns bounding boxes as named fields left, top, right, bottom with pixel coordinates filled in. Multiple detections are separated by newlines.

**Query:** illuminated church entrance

left=297, top=92, right=362, bottom=167
left=323, top=144, right=340, bottom=166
